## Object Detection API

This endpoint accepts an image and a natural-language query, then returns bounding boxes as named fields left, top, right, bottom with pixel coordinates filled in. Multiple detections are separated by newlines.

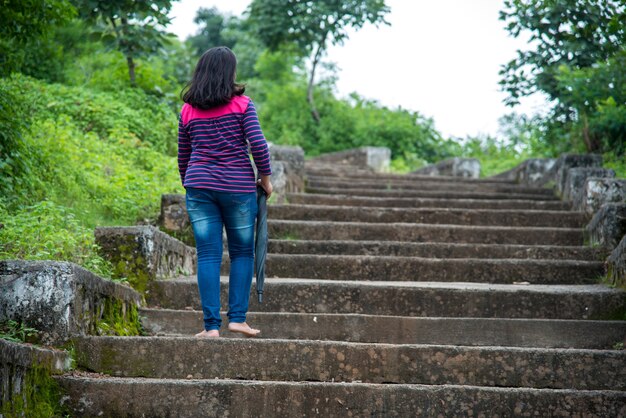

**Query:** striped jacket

left=177, top=95, right=272, bottom=193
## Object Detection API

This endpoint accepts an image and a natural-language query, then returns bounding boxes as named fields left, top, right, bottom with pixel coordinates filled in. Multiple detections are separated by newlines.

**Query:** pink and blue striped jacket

left=177, top=95, right=272, bottom=193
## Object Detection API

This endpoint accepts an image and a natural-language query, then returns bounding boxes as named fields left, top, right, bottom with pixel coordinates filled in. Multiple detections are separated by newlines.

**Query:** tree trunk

left=118, top=17, right=136, bottom=87
left=126, top=55, right=137, bottom=87
left=307, top=40, right=325, bottom=124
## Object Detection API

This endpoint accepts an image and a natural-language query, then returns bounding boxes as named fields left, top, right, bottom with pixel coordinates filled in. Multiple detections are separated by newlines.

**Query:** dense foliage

left=500, top=0, right=626, bottom=154
left=0, top=75, right=181, bottom=276
left=1, top=0, right=624, bottom=278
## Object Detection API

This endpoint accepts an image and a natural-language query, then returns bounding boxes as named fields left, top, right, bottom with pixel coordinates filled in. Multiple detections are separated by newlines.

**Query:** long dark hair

left=181, top=46, right=245, bottom=109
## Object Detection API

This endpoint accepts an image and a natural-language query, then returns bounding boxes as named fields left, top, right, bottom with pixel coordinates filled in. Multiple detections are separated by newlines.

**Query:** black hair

left=181, top=46, right=245, bottom=109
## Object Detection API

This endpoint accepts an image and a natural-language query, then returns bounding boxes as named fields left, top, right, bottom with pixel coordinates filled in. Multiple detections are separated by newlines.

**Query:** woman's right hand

left=257, top=175, right=273, bottom=198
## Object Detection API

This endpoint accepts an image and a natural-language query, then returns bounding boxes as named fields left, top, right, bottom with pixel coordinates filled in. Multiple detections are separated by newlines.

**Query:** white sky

left=168, top=0, right=547, bottom=139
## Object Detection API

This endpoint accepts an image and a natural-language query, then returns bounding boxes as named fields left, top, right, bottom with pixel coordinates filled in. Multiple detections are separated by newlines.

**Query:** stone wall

left=267, top=144, right=306, bottom=202
left=492, top=158, right=557, bottom=186
left=412, top=157, right=481, bottom=178
left=308, top=147, right=391, bottom=172
left=95, top=226, right=196, bottom=292
left=491, top=153, right=625, bottom=287
left=0, top=260, right=142, bottom=345
left=0, top=338, right=71, bottom=415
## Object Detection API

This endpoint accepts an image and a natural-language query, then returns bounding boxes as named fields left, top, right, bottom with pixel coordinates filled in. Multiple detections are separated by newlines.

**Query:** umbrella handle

left=257, top=290, right=263, bottom=303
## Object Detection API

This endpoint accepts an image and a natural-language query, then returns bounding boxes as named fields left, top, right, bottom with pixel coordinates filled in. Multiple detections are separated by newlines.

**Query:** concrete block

left=0, top=260, right=141, bottom=345
left=580, top=178, right=626, bottom=214
left=563, top=167, right=615, bottom=203
left=412, top=157, right=481, bottom=178
left=269, top=143, right=305, bottom=180
left=95, top=226, right=196, bottom=292
left=309, top=147, right=391, bottom=172
left=491, top=158, right=556, bottom=186
left=554, top=153, right=602, bottom=195
left=520, top=158, right=557, bottom=186
left=586, top=203, right=626, bottom=249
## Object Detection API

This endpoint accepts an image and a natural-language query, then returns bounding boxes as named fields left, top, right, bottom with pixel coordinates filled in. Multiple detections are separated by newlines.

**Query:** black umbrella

left=254, top=185, right=268, bottom=303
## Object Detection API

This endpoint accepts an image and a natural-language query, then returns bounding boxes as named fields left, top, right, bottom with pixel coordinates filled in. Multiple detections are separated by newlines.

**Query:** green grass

left=0, top=320, right=39, bottom=344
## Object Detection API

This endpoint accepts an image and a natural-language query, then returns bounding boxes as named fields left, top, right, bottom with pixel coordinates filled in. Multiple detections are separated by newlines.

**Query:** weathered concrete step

left=263, top=254, right=603, bottom=284
left=74, top=336, right=626, bottom=390
left=269, top=240, right=607, bottom=260
left=306, top=187, right=560, bottom=201
left=288, top=193, right=571, bottom=210
left=306, top=177, right=555, bottom=196
left=269, top=204, right=587, bottom=228
left=305, top=167, right=517, bottom=184
left=56, top=376, right=626, bottom=417
left=269, top=220, right=583, bottom=246
left=140, top=309, right=626, bottom=349
left=147, top=278, right=626, bottom=320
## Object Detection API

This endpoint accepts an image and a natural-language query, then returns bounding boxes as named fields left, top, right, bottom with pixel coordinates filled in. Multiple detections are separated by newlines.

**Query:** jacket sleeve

left=177, top=113, right=191, bottom=185
left=243, top=100, right=272, bottom=176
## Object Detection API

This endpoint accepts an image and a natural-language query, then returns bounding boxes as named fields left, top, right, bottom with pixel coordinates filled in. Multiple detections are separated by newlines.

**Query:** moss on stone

left=111, top=242, right=151, bottom=293
left=0, top=364, right=69, bottom=417
left=94, top=297, right=143, bottom=337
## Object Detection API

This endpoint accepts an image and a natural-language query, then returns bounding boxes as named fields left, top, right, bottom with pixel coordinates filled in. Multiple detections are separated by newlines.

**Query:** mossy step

left=73, top=336, right=626, bottom=390
left=268, top=204, right=586, bottom=228
left=268, top=220, right=584, bottom=246
left=147, top=278, right=626, bottom=320
left=268, top=240, right=607, bottom=260
left=56, top=376, right=626, bottom=417
left=140, top=309, right=626, bottom=350
left=287, top=193, right=570, bottom=210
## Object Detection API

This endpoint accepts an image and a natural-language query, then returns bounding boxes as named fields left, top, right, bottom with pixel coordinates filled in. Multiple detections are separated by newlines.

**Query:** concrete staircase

left=58, top=162, right=626, bottom=416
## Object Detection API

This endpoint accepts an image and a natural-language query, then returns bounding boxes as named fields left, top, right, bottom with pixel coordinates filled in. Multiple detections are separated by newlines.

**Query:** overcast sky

left=168, top=0, right=547, bottom=139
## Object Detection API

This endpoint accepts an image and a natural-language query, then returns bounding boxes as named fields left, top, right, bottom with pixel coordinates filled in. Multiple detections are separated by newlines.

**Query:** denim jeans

left=185, top=187, right=258, bottom=331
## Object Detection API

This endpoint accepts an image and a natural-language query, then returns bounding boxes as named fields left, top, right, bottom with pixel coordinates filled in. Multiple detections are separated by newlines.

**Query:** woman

left=178, top=46, right=273, bottom=338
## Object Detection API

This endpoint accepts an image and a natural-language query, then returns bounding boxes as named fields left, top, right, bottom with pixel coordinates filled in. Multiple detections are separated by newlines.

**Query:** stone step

left=147, top=278, right=626, bottom=320
left=306, top=187, right=560, bottom=201
left=268, top=240, right=606, bottom=260
left=268, top=220, right=583, bottom=246
left=287, top=193, right=571, bottom=211
left=140, top=309, right=626, bottom=350
left=56, top=376, right=626, bottom=417
left=306, top=177, right=555, bottom=196
left=73, top=336, right=626, bottom=390
left=269, top=204, right=587, bottom=228
left=304, top=167, right=517, bottom=184
left=263, top=254, right=602, bottom=284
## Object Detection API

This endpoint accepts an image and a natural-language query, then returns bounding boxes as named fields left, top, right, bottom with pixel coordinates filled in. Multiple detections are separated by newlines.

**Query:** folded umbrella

left=254, top=185, right=268, bottom=303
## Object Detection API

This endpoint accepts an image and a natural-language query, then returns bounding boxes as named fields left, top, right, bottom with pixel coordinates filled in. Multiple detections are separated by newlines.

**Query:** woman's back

left=178, top=95, right=272, bottom=193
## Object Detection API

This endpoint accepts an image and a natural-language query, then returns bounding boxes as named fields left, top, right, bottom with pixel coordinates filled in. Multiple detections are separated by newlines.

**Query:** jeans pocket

left=232, top=196, right=252, bottom=215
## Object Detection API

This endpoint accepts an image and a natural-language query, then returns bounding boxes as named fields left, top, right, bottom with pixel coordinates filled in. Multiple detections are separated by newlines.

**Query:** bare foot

left=194, top=330, right=219, bottom=338
left=228, top=322, right=260, bottom=338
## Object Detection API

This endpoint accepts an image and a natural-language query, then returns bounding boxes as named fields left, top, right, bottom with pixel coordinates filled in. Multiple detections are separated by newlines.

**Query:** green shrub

left=1, top=74, right=178, bottom=155
left=0, top=200, right=113, bottom=277
left=0, top=75, right=183, bottom=277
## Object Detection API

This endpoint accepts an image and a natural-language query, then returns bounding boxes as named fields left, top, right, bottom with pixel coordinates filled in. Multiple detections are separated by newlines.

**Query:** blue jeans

left=185, top=187, right=258, bottom=331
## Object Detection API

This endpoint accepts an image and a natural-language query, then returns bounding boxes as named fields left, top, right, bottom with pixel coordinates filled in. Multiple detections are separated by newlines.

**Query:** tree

left=187, top=7, right=237, bottom=56
left=499, top=0, right=625, bottom=108
left=556, top=50, right=626, bottom=153
left=0, top=0, right=76, bottom=76
left=72, top=0, right=176, bottom=86
left=247, top=0, right=390, bottom=122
